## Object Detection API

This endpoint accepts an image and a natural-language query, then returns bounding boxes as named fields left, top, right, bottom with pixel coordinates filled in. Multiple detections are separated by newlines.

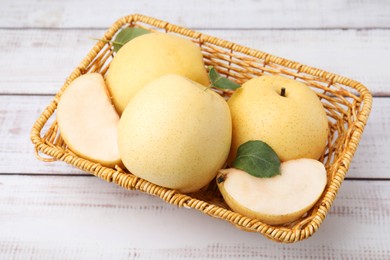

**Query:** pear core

left=218, top=158, right=327, bottom=225
left=57, top=73, right=121, bottom=167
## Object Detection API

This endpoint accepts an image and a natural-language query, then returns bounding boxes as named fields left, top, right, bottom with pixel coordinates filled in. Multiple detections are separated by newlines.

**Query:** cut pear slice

left=57, top=73, right=121, bottom=167
left=217, top=158, right=327, bottom=225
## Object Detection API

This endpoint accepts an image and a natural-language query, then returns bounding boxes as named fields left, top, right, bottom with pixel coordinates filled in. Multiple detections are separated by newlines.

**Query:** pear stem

left=281, top=87, right=286, bottom=97
left=203, top=83, right=213, bottom=92
left=89, top=37, right=124, bottom=46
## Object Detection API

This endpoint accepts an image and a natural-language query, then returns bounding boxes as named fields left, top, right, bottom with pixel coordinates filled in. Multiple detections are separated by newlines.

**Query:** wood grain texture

left=0, top=95, right=386, bottom=178
left=0, top=0, right=388, bottom=257
left=0, top=0, right=389, bottom=29
left=1, top=29, right=388, bottom=95
left=0, top=95, right=84, bottom=175
left=0, top=175, right=389, bottom=259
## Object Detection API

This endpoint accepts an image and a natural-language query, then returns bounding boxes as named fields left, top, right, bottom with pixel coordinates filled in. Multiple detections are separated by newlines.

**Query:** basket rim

left=30, top=14, right=373, bottom=243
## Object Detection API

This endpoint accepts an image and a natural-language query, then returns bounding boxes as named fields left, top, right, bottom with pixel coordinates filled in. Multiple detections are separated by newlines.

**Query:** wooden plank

left=0, top=95, right=85, bottom=175
left=0, top=95, right=387, bottom=178
left=0, top=29, right=92, bottom=95
left=0, top=29, right=388, bottom=95
left=0, top=0, right=389, bottom=29
left=0, top=175, right=389, bottom=259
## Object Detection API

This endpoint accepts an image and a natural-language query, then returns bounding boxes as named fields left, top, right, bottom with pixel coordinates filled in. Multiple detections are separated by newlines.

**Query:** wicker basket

left=30, top=14, right=372, bottom=243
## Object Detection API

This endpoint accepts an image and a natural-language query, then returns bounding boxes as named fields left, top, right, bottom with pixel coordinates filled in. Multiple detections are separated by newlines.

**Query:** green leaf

left=208, top=66, right=240, bottom=90
left=233, top=140, right=281, bottom=178
left=112, top=28, right=150, bottom=52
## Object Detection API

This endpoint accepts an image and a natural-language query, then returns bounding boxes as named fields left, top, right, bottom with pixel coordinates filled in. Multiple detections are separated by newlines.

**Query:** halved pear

left=57, top=73, right=121, bottom=167
left=217, top=158, right=327, bottom=225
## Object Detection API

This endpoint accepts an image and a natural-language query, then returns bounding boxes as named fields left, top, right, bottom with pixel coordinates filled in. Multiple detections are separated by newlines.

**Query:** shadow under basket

left=30, top=14, right=373, bottom=243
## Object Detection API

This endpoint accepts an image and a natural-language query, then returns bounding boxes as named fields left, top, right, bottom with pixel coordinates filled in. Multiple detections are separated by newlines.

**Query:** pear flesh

left=118, top=74, right=232, bottom=193
left=217, top=158, right=327, bottom=225
left=57, top=73, right=121, bottom=167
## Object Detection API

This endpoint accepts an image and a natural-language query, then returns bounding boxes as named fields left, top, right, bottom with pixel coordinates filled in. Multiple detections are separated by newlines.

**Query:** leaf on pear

left=233, top=140, right=281, bottom=178
left=112, top=27, right=150, bottom=52
left=208, top=66, right=240, bottom=90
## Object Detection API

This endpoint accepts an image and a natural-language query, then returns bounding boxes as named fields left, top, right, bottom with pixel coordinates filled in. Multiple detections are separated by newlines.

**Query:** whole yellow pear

left=118, top=74, right=232, bottom=193
left=228, top=75, right=329, bottom=162
left=106, top=33, right=209, bottom=114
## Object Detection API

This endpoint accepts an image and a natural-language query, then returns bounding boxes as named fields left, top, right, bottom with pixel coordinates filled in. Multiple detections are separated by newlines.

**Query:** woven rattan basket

left=30, top=14, right=372, bottom=243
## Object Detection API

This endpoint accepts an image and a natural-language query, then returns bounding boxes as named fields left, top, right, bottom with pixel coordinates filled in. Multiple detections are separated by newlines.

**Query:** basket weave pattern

left=30, top=14, right=372, bottom=243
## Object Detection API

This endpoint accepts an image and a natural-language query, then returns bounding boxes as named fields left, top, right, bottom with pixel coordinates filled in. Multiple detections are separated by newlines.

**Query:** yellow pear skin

left=118, top=74, right=232, bottom=193
left=106, top=33, right=209, bottom=114
left=228, top=75, right=329, bottom=162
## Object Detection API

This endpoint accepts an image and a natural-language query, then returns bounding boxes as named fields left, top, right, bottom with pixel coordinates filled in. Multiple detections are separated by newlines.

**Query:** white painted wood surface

left=1, top=0, right=389, bottom=29
left=0, top=0, right=389, bottom=259
left=1, top=29, right=389, bottom=95
left=1, top=176, right=389, bottom=259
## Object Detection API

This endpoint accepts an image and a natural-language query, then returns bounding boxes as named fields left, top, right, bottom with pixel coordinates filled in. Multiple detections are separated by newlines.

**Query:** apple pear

left=228, top=75, right=329, bottom=162
left=217, top=158, right=327, bottom=225
left=57, top=73, right=121, bottom=167
left=118, top=74, right=232, bottom=193
left=106, top=33, right=209, bottom=114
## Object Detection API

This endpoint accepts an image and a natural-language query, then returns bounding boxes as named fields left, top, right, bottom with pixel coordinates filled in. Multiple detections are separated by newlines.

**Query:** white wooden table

left=1, top=1, right=389, bottom=259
